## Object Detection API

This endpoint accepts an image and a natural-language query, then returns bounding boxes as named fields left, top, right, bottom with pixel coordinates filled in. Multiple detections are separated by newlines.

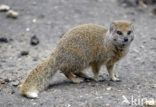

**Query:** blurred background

left=0, top=0, right=156, bottom=107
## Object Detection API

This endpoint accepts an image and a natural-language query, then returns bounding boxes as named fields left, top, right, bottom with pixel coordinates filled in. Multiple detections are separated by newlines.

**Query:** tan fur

left=20, top=21, right=134, bottom=98
left=114, top=21, right=132, bottom=32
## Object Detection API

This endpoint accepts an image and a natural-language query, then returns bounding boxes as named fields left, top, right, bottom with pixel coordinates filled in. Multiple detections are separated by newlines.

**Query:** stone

left=0, top=79, right=4, bottom=84
left=106, top=87, right=112, bottom=91
left=20, top=51, right=29, bottom=56
left=0, top=37, right=8, bottom=43
left=0, top=4, right=10, bottom=12
left=11, top=80, right=20, bottom=86
left=6, top=10, right=18, bottom=19
left=4, top=78, right=10, bottom=83
left=30, top=35, right=39, bottom=46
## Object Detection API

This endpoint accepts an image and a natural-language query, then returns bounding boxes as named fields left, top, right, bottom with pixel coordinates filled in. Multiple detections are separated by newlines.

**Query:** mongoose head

left=109, top=20, right=134, bottom=48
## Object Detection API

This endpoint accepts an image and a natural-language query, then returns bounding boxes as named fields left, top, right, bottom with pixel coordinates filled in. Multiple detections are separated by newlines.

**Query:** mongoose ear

left=109, top=22, right=117, bottom=33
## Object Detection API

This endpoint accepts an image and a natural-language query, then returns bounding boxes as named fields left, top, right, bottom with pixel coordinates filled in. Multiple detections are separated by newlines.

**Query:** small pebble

left=84, top=78, right=91, bottom=82
left=33, top=57, right=38, bottom=61
left=4, top=78, right=10, bottom=83
left=32, top=102, right=37, bottom=105
left=152, top=84, right=156, bottom=88
left=30, top=35, right=39, bottom=46
left=32, top=19, right=37, bottom=23
left=7, top=10, right=18, bottom=19
left=11, top=80, right=20, bottom=86
left=106, top=103, right=110, bottom=106
left=0, top=79, right=4, bottom=84
left=38, top=14, right=45, bottom=19
left=106, top=87, right=112, bottom=91
left=0, top=4, right=10, bottom=12
left=0, top=37, right=8, bottom=43
left=26, top=28, right=30, bottom=32
left=20, top=51, right=29, bottom=56
left=11, top=90, right=15, bottom=94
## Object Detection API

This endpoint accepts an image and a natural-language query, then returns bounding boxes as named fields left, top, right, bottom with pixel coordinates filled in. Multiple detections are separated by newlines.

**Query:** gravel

left=0, top=0, right=156, bottom=107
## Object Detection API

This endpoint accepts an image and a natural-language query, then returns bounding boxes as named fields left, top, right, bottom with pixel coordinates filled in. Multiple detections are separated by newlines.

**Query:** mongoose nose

left=124, top=37, right=128, bottom=42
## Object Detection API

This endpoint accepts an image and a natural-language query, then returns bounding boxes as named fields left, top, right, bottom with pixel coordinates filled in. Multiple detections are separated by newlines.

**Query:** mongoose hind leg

left=106, top=63, right=121, bottom=82
left=90, top=63, right=101, bottom=81
left=74, top=71, right=90, bottom=79
left=62, top=71, right=81, bottom=83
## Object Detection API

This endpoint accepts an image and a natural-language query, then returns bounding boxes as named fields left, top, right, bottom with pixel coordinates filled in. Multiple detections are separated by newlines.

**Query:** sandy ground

left=0, top=0, right=156, bottom=107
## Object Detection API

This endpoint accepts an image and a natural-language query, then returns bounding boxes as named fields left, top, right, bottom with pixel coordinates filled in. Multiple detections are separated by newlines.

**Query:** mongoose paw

left=93, top=76, right=99, bottom=82
left=114, top=73, right=119, bottom=78
left=110, top=77, right=121, bottom=82
left=72, top=79, right=82, bottom=84
left=25, top=91, right=39, bottom=99
left=94, top=78, right=99, bottom=82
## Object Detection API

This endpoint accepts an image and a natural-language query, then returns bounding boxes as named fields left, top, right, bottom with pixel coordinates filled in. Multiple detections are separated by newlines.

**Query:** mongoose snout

left=124, top=37, right=128, bottom=42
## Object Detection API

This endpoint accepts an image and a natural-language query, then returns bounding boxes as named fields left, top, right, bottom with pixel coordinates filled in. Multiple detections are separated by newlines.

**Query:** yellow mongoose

left=19, top=20, right=134, bottom=98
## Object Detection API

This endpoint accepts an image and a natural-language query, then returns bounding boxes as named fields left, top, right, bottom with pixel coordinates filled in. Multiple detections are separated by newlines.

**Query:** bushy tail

left=19, top=56, right=58, bottom=98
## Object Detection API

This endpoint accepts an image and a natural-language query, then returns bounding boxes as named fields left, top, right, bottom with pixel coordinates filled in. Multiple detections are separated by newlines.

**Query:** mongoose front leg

left=91, top=63, right=101, bottom=81
left=74, top=71, right=90, bottom=79
left=114, top=72, right=119, bottom=78
left=62, top=71, right=81, bottom=83
left=106, top=63, right=121, bottom=82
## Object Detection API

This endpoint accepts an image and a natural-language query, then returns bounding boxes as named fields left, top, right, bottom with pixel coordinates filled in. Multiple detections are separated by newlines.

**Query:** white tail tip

left=26, top=91, right=38, bottom=98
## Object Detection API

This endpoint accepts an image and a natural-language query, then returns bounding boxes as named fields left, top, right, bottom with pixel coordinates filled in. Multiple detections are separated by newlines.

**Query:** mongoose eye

left=116, top=31, right=123, bottom=35
left=127, top=30, right=132, bottom=35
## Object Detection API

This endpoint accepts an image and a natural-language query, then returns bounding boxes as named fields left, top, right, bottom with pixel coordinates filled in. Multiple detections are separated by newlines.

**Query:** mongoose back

left=19, top=20, right=134, bottom=98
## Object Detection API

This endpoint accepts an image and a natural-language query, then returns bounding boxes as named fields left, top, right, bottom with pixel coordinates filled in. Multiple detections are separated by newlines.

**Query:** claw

left=110, top=77, right=122, bottom=82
